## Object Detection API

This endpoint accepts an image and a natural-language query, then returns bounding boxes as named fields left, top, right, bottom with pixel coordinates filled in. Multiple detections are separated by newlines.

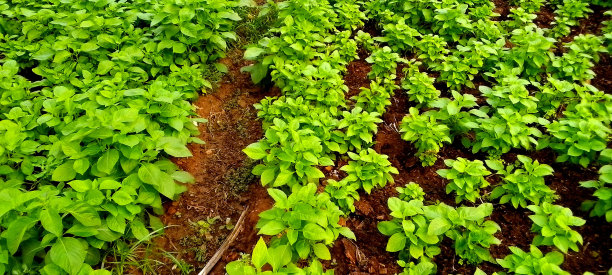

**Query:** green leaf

left=268, top=245, right=292, bottom=271
left=338, top=227, right=356, bottom=240
left=52, top=162, right=77, bottom=182
left=130, top=220, right=150, bottom=241
left=32, top=47, right=55, bottom=60
left=97, top=60, right=114, bottom=75
left=258, top=220, right=285, bottom=235
left=41, top=208, right=63, bottom=237
left=303, top=223, right=327, bottom=241
left=428, top=217, right=451, bottom=235
left=172, top=171, right=195, bottom=184
left=4, top=217, right=37, bottom=255
left=97, top=149, right=119, bottom=174
left=252, top=238, right=268, bottom=270
left=244, top=47, right=265, bottom=60
left=386, top=233, right=406, bottom=252
left=70, top=203, right=101, bottom=227
left=243, top=143, right=267, bottom=160
left=163, top=141, right=192, bottom=158
left=111, top=190, right=133, bottom=205
left=49, top=237, right=86, bottom=274
left=313, top=243, right=331, bottom=260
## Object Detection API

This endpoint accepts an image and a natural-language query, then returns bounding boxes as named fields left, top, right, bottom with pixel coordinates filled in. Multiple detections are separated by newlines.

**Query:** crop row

left=233, top=0, right=611, bottom=274
left=0, top=0, right=254, bottom=273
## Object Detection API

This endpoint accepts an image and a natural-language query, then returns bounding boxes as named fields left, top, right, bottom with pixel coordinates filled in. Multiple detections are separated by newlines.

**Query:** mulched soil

left=147, top=2, right=612, bottom=274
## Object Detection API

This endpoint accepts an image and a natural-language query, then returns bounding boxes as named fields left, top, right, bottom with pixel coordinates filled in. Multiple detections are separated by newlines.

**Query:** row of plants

left=229, top=0, right=412, bottom=273
left=0, top=0, right=257, bottom=273
left=366, top=0, right=611, bottom=273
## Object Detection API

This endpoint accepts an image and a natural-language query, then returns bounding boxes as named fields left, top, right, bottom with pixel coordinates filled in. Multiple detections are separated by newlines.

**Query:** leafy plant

left=415, top=34, right=450, bottom=65
left=506, top=25, right=555, bottom=79
left=379, top=195, right=500, bottom=266
left=396, top=182, right=426, bottom=202
left=401, top=61, right=440, bottom=106
left=355, top=30, right=376, bottom=52
left=338, top=107, right=382, bottom=151
left=226, top=237, right=333, bottom=274
left=550, top=0, right=592, bottom=38
left=353, top=78, right=397, bottom=114
left=256, top=184, right=355, bottom=261
left=245, top=118, right=334, bottom=188
left=366, top=46, right=406, bottom=79
left=471, top=107, right=548, bottom=156
left=437, top=158, right=491, bottom=203
left=488, top=155, right=556, bottom=208
left=581, top=165, right=612, bottom=222
left=375, top=18, right=422, bottom=53
left=378, top=198, right=445, bottom=262
left=340, top=149, right=398, bottom=194
left=528, top=203, right=586, bottom=253
left=550, top=35, right=607, bottom=81
left=400, top=108, right=452, bottom=166
left=544, top=91, right=612, bottom=167
left=497, top=246, right=569, bottom=275
left=325, top=178, right=360, bottom=213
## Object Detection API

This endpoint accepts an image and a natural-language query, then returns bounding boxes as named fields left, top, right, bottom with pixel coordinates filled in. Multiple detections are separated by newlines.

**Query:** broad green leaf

left=303, top=223, right=326, bottom=241
left=313, top=243, right=331, bottom=260
left=97, top=150, right=119, bottom=175
left=4, top=217, right=37, bottom=255
left=49, top=237, right=86, bottom=274
left=243, top=143, right=267, bottom=160
left=41, top=208, right=63, bottom=237
left=52, top=162, right=77, bottom=182
left=386, top=233, right=406, bottom=252
left=252, top=237, right=268, bottom=270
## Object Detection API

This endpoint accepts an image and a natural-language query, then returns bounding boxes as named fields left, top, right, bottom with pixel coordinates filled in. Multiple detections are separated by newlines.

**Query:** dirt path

left=154, top=48, right=277, bottom=274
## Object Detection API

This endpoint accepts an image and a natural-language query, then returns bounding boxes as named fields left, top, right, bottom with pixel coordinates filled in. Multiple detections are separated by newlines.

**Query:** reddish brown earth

left=149, top=48, right=278, bottom=274
left=145, top=2, right=611, bottom=275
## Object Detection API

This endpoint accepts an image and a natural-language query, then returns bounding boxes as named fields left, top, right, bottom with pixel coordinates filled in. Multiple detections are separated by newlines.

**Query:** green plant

left=366, top=46, right=406, bottom=79
left=512, top=0, right=546, bottom=13
left=528, top=203, right=586, bottom=253
left=245, top=118, right=334, bottom=188
left=581, top=165, right=612, bottom=222
left=488, top=155, right=556, bottom=208
left=325, top=178, right=360, bottom=213
left=378, top=198, right=445, bottom=262
left=497, top=246, right=569, bottom=275
left=480, top=75, right=539, bottom=113
left=398, top=259, right=436, bottom=275
left=550, top=0, right=592, bottom=38
left=506, top=25, right=555, bottom=79
left=256, top=184, right=355, bottom=261
left=400, top=108, right=452, bottom=166
left=338, top=107, right=382, bottom=151
left=355, top=30, right=376, bottom=52
left=415, top=34, right=450, bottom=65
left=379, top=198, right=500, bottom=266
left=226, top=237, right=333, bottom=274
left=447, top=205, right=501, bottom=265
left=550, top=35, right=607, bottom=81
left=506, top=8, right=538, bottom=30
left=437, top=158, right=491, bottom=203
left=375, top=18, right=422, bottom=53
left=353, top=78, right=397, bottom=114
left=401, top=61, right=440, bottom=106
left=396, top=182, right=426, bottom=202
left=430, top=91, right=480, bottom=136
left=544, top=91, right=612, bottom=167
left=340, top=149, right=398, bottom=194
left=472, top=107, right=548, bottom=156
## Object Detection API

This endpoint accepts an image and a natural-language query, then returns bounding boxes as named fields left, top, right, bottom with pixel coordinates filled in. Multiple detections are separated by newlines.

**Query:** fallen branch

left=199, top=206, right=250, bottom=275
